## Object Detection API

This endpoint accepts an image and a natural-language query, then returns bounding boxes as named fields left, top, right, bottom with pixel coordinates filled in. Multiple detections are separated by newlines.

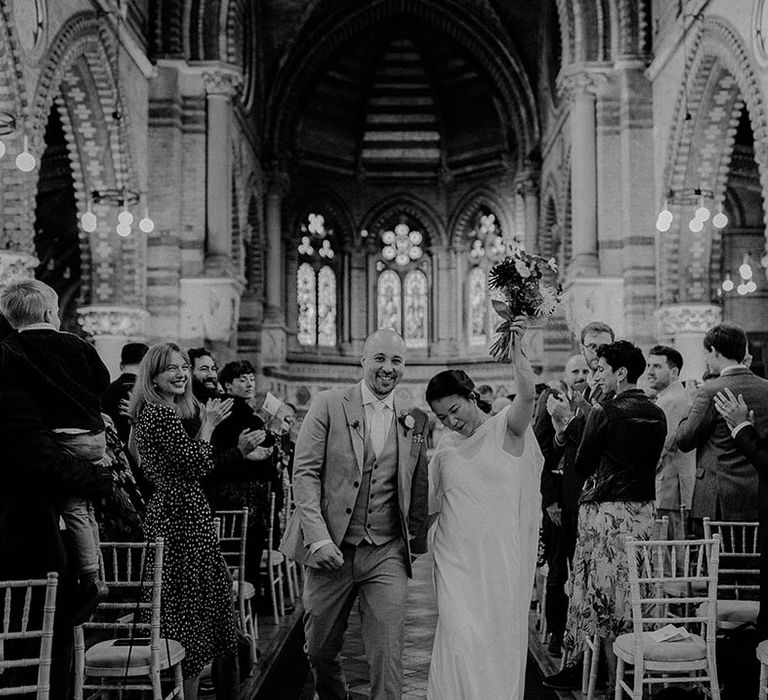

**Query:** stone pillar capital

left=202, top=69, right=243, bottom=99
left=0, top=250, right=39, bottom=287
left=515, top=175, right=539, bottom=197
left=655, top=303, right=722, bottom=340
left=77, top=305, right=149, bottom=339
left=558, top=67, right=609, bottom=102
left=267, top=170, right=291, bottom=198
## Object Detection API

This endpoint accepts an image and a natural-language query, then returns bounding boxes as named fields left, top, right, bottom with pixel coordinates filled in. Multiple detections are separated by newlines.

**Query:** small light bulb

left=689, top=217, right=704, bottom=233
left=746, top=280, right=757, bottom=293
left=116, top=222, right=132, bottom=237
left=656, top=218, right=671, bottom=233
left=659, top=209, right=673, bottom=227
left=117, top=210, right=133, bottom=226
left=81, top=211, right=97, bottom=232
left=15, top=136, right=36, bottom=172
left=712, top=211, right=728, bottom=229
left=139, top=216, right=155, bottom=233
left=0, top=140, right=5, bottom=158
left=695, top=206, right=710, bottom=222
left=722, top=278, right=734, bottom=292
left=737, top=283, right=749, bottom=295
left=740, top=263, right=753, bottom=280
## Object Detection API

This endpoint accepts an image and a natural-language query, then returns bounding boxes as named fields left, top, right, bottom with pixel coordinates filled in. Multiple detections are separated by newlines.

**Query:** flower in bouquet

left=487, top=248, right=563, bottom=362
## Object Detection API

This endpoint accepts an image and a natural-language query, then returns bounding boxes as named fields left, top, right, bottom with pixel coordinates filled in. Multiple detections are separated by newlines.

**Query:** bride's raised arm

left=504, top=316, right=536, bottom=437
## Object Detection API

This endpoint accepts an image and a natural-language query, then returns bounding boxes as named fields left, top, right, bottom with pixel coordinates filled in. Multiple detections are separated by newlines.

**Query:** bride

left=425, top=317, right=543, bottom=699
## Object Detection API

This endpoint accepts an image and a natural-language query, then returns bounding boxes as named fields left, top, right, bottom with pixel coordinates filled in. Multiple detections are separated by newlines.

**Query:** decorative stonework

left=0, top=251, right=39, bottom=286
left=202, top=68, right=243, bottom=98
left=261, top=324, right=287, bottom=367
left=180, top=278, right=242, bottom=343
left=655, top=303, right=722, bottom=342
left=563, top=277, right=626, bottom=338
left=446, top=188, right=513, bottom=250
left=77, top=305, right=149, bottom=338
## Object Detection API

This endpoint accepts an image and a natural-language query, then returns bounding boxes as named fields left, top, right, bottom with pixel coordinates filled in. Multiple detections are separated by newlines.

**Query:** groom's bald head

left=361, top=330, right=406, bottom=398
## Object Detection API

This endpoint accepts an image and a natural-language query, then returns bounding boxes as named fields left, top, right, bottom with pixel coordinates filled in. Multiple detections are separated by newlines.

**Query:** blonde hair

left=0, top=279, right=58, bottom=329
left=128, top=342, right=200, bottom=422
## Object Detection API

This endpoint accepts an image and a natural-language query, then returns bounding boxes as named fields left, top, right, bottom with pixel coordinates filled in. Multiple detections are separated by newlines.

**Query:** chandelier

left=0, top=112, right=36, bottom=172
left=719, top=252, right=768, bottom=297
left=79, top=187, right=154, bottom=237
left=655, top=188, right=727, bottom=233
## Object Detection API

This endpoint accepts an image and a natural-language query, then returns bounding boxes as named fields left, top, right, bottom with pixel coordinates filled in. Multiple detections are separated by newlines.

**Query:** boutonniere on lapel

left=398, top=409, right=425, bottom=445
left=347, top=419, right=363, bottom=439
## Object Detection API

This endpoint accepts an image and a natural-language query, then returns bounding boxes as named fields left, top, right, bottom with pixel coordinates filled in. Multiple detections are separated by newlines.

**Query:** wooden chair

left=281, top=472, right=301, bottom=602
left=0, top=572, right=58, bottom=699
left=214, top=508, right=258, bottom=663
left=581, top=517, right=669, bottom=700
left=613, top=535, right=721, bottom=700
left=260, top=492, right=286, bottom=622
left=702, top=518, right=760, bottom=630
left=74, top=539, right=184, bottom=700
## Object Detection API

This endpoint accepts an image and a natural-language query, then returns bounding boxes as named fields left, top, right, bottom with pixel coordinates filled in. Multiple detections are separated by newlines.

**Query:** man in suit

left=542, top=321, right=615, bottom=688
left=0, top=388, right=111, bottom=699
left=646, top=345, right=695, bottom=550
left=677, top=323, right=768, bottom=529
left=280, top=329, right=429, bottom=700
left=714, top=387, right=768, bottom=636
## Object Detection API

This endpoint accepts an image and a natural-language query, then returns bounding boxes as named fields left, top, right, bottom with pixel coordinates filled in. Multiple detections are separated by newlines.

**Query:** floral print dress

left=134, top=402, right=237, bottom=678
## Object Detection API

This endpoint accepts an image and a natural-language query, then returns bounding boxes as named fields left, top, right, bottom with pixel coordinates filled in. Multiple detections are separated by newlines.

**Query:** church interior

left=1, top=0, right=767, bottom=407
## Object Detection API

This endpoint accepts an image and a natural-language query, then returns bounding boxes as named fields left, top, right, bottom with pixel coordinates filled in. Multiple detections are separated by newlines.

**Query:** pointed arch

left=447, top=188, right=513, bottom=250
left=362, top=193, right=444, bottom=250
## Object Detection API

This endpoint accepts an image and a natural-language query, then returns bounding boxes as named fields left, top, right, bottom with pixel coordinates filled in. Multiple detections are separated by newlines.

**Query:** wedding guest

left=542, top=321, right=615, bottom=687
left=189, top=347, right=220, bottom=401
left=646, top=345, right=695, bottom=550
left=677, top=323, right=768, bottom=533
left=101, top=342, right=148, bottom=443
left=558, top=341, right=666, bottom=689
left=0, top=388, right=111, bottom=699
left=533, top=353, right=590, bottom=657
left=129, top=343, right=266, bottom=700
left=713, top=388, right=768, bottom=637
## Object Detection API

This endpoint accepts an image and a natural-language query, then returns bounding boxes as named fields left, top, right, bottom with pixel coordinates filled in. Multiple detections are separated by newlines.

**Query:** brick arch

left=266, top=0, right=539, bottom=169
left=615, top=0, right=652, bottom=59
left=361, top=194, right=444, bottom=251
left=572, top=0, right=615, bottom=62
left=447, top=188, right=513, bottom=250
left=659, top=16, right=768, bottom=305
left=0, top=3, right=33, bottom=253
left=29, top=12, right=141, bottom=308
left=555, top=0, right=576, bottom=65
left=538, top=175, right=562, bottom=259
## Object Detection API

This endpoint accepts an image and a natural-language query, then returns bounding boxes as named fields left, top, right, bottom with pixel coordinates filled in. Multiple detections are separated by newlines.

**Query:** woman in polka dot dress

left=129, top=342, right=238, bottom=699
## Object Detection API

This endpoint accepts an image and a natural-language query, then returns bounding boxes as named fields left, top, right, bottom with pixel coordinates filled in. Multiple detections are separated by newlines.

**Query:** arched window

left=296, top=213, right=338, bottom=347
left=465, top=208, right=505, bottom=345
left=375, top=217, right=430, bottom=348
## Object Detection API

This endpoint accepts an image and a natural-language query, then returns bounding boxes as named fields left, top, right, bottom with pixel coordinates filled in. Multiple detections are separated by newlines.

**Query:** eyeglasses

left=584, top=343, right=609, bottom=353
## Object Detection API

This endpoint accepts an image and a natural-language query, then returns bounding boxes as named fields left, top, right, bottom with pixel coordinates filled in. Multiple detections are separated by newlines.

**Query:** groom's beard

left=192, top=378, right=220, bottom=401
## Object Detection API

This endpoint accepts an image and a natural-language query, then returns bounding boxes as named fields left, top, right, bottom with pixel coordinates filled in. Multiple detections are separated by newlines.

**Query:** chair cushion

left=698, top=600, right=759, bottom=628
left=614, top=632, right=707, bottom=662
left=232, top=580, right=255, bottom=600
left=85, top=638, right=185, bottom=672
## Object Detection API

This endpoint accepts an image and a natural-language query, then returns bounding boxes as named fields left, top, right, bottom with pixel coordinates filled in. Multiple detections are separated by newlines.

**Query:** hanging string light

left=0, top=113, right=37, bottom=172
left=656, top=187, right=728, bottom=233
left=79, top=187, right=154, bottom=237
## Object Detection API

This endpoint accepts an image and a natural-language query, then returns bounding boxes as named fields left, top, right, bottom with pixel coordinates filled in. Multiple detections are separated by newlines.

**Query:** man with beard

left=533, top=353, right=590, bottom=656
left=189, top=347, right=220, bottom=401
left=646, top=345, right=694, bottom=551
left=542, top=321, right=615, bottom=689
left=280, top=329, right=428, bottom=700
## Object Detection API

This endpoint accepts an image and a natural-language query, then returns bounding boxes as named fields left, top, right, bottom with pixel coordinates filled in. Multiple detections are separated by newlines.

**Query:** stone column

left=202, top=69, right=242, bottom=276
left=77, top=305, right=150, bottom=379
left=0, top=250, right=38, bottom=287
left=261, top=170, right=290, bottom=367
left=433, top=244, right=459, bottom=355
left=562, top=71, right=601, bottom=276
left=515, top=176, right=540, bottom=252
left=656, top=304, right=722, bottom=383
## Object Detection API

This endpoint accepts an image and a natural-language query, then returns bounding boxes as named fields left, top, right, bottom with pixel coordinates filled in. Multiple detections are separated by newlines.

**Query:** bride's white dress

left=427, top=406, right=543, bottom=700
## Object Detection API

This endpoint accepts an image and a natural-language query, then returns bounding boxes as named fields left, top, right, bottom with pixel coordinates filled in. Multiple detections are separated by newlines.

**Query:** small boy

left=0, top=280, right=112, bottom=618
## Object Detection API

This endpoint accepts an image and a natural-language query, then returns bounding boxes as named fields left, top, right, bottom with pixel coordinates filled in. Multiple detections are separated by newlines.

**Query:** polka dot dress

left=134, top=402, right=237, bottom=679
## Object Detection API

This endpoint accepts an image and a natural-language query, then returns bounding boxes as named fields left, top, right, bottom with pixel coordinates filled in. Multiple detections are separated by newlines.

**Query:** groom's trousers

left=303, top=537, right=408, bottom=700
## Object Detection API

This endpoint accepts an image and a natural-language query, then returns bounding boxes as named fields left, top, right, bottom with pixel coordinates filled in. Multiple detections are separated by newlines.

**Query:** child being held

left=0, top=280, right=112, bottom=619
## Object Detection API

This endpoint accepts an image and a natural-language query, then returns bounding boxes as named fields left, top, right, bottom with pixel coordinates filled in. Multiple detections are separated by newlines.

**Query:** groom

left=280, top=329, right=429, bottom=700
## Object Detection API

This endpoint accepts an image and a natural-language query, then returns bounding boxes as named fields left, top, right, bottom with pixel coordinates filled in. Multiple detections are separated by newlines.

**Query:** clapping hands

left=203, top=397, right=234, bottom=428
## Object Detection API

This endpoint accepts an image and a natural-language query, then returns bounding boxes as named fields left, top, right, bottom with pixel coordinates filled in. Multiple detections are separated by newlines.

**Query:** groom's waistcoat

left=343, top=420, right=400, bottom=546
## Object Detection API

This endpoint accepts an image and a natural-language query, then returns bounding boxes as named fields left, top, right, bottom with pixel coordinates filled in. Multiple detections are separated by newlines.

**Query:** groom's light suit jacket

left=280, top=383, right=429, bottom=577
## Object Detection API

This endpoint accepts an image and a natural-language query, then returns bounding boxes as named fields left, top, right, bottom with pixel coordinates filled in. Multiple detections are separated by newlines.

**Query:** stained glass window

left=404, top=270, right=428, bottom=348
left=469, top=266, right=487, bottom=343
left=297, top=262, right=317, bottom=346
left=296, top=212, right=338, bottom=347
left=317, top=266, right=336, bottom=347
left=377, top=270, right=402, bottom=333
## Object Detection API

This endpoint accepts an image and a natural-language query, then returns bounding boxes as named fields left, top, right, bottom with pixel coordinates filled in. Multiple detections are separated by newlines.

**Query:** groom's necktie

left=369, top=402, right=390, bottom=459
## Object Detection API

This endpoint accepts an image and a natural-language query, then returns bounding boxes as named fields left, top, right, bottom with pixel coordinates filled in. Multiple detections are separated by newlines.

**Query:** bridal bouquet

left=487, top=248, right=563, bottom=362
